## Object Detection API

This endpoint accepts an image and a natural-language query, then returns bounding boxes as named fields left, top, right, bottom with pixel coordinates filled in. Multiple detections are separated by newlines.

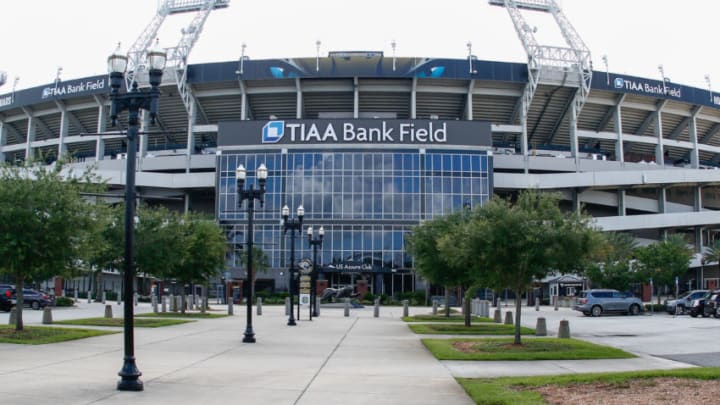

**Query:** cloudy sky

left=1, top=0, right=717, bottom=91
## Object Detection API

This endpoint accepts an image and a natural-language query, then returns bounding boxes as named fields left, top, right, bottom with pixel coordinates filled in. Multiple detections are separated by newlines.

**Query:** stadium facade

left=2, top=1, right=720, bottom=297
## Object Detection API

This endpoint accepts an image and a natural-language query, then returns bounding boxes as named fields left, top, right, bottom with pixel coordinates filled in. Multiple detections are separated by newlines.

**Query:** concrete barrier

left=535, top=317, right=547, bottom=336
left=504, top=311, right=513, bottom=325
left=42, top=307, right=53, bottom=324
left=558, top=319, right=571, bottom=338
left=104, top=304, right=113, bottom=319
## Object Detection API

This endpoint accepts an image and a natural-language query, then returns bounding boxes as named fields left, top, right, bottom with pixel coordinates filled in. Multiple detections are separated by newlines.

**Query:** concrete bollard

left=228, top=299, right=234, bottom=315
left=152, top=295, right=158, bottom=313
left=535, top=297, right=540, bottom=311
left=344, top=298, right=350, bottom=317
left=201, top=297, right=207, bottom=314
left=8, top=308, right=16, bottom=325
left=257, top=297, right=263, bottom=316
left=554, top=296, right=559, bottom=311
left=315, top=298, right=321, bottom=317
left=176, top=296, right=182, bottom=312
left=117, top=290, right=121, bottom=305
left=74, top=289, right=79, bottom=303
left=42, top=307, right=53, bottom=324
left=104, top=304, right=113, bottom=319
left=504, top=311, right=513, bottom=325
left=432, top=299, right=438, bottom=315
left=535, top=317, right=547, bottom=336
left=134, top=293, right=138, bottom=307
left=169, top=294, right=175, bottom=312
left=161, top=296, right=167, bottom=313
left=493, top=309, right=502, bottom=323
left=101, top=291, right=106, bottom=304
left=558, top=319, right=571, bottom=338
left=373, top=298, right=380, bottom=318
left=285, top=297, right=290, bottom=316
left=87, top=292, right=92, bottom=304
left=402, top=300, right=409, bottom=317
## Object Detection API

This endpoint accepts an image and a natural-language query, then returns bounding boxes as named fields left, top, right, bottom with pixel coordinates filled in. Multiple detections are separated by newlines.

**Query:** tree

left=239, top=245, right=269, bottom=302
left=135, top=205, right=185, bottom=295
left=82, top=204, right=123, bottom=300
left=406, top=211, right=477, bottom=320
left=635, top=234, right=693, bottom=304
left=460, top=190, right=601, bottom=344
left=583, top=232, right=639, bottom=291
left=169, top=214, right=227, bottom=313
left=0, top=163, right=100, bottom=330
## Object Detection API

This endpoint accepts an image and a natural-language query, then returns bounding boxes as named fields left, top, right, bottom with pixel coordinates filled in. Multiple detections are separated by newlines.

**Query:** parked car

left=701, top=291, right=720, bottom=318
left=13, top=288, right=52, bottom=310
left=0, top=284, right=15, bottom=312
left=665, top=290, right=708, bottom=314
left=687, top=290, right=720, bottom=318
left=573, top=289, right=644, bottom=317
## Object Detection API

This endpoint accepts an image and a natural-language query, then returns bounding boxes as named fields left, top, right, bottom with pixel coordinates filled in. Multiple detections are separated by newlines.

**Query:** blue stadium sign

left=219, top=119, right=492, bottom=148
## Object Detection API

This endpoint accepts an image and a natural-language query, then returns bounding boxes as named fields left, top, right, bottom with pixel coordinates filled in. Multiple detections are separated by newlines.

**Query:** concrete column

left=139, top=110, right=150, bottom=161
left=0, top=120, right=6, bottom=163
left=25, top=115, right=35, bottom=161
left=95, top=100, right=107, bottom=160
left=569, top=94, right=579, bottom=168
left=614, top=101, right=625, bottom=164
left=520, top=88, right=529, bottom=174
left=410, top=77, right=417, bottom=119
left=694, top=186, right=703, bottom=212
left=185, top=98, right=196, bottom=173
left=295, top=78, right=303, bottom=119
left=657, top=187, right=667, bottom=214
left=654, top=110, right=665, bottom=165
left=353, top=77, right=359, bottom=119
left=690, top=113, right=700, bottom=169
left=58, top=108, right=69, bottom=158
left=466, top=80, right=474, bottom=120
left=617, top=189, right=627, bottom=216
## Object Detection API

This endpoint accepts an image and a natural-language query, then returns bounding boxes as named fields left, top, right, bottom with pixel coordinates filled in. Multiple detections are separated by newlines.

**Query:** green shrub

left=362, top=292, right=375, bottom=303
left=54, top=296, right=74, bottom=307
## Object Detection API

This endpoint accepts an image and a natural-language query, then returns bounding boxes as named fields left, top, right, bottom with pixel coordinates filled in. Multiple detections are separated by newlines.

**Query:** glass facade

left=217, top=148, right=492, bottom=292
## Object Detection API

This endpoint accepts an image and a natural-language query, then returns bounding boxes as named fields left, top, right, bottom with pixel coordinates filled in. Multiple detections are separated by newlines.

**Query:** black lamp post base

left=287, top=318, right=296, bottom=326
left=243, top=328, right=256, bottom=343
left=117, top=357, right=143, bottom=391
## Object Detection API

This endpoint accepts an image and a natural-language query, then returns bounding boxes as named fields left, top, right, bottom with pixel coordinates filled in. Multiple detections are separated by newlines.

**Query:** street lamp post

left=282, top=204, right=304, bottom=326
left=236, top=163, right=268, bottom=343
left=307, top=226, right=324, bottom=319
left=107, top=42, right=167, bottom=392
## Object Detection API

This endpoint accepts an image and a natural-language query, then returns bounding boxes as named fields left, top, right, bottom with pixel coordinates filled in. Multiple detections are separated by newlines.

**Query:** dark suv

left=14, top=289, right=52, bottom=310
left=688, top=290, right=720, bottom=318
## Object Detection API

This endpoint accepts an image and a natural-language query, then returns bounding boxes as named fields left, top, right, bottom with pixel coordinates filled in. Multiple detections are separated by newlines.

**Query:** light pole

left=307, top=226, right=324, bottom=319
left=236, top=163, right=268, bottom=343
left=107, top=41, right=167, bottom=392
left=282, top=204, right=304, bottom=326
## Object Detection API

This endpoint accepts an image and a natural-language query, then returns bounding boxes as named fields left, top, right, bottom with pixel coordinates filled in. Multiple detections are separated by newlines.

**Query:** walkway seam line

left=293, top=316, right=359, bottom=405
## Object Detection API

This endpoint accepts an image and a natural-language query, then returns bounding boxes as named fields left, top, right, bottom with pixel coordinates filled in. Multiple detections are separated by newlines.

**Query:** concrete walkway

left=0, top=303, right=473, bottom=405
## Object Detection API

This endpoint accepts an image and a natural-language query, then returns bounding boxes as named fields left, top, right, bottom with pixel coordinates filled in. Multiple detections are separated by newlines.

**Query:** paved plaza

left=0, top=302, right=719, bottom=404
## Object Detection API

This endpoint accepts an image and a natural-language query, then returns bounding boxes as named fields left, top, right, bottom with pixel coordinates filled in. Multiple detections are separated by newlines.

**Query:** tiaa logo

left=614, top=77, right=624, bottom=89
left=262, top=121, right=284, bottom=143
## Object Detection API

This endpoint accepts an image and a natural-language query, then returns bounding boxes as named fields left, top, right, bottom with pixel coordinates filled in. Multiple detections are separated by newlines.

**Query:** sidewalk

left=0, top=303, right=473, bottom=405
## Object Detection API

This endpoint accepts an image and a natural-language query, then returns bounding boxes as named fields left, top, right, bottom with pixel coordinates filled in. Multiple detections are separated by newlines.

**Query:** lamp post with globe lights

left=236, top=163, right=268, bottom=343
left=282, top=204, right=304, bottom=325
left=307, top=226, right=324, bottom=319
left=107, top=41, right=166, bottom=392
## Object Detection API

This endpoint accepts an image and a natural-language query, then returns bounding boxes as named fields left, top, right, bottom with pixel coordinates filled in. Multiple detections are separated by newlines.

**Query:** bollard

left=228, top=299, right=234, bottom=315
left=134, top=293, right=138, bottom=307
left=42, top=307, right=53, bottom=324
left=8, top=308, right=16, bottom=325
left=504, top=311, right=513, bottom=325
left=493, top=309, right=502, bottom=323
left=554, top=296, right=558, bottom=311
left=161, top=296, right=167, bottom=313
left=169, top=294, right=175, bottom=312
left=101, top=291, right=106, bottom=304
left=344, top=298, right=350, bottom=317
left=402, top=300, right=409, bottom=318
left=152, top=295, right=158, bottom=313
left=87, top=292, right=92, bottom=304
left=257, top=297, right=263, bottom=316
left=432, top=299, right=438, bottom=315
left=535, top=297, right=540, bottom=311
left=535, top=317, right=547, bottom=336
left=558, top=319, right=571, bottom=338
left=373, top=298, right=380, bottom=318
left=201, top=297, right=207, bottom=314
left=74, top=289, right=79, bottom=303
left=104, top=304, right=113, bottom=319
left=117, top=290, right=121, bottom=305
left=315, top=298, right=321, bottom=317
left=285, top=297, right=290, bottom=316
left=176, top=296, right=182, bottom=312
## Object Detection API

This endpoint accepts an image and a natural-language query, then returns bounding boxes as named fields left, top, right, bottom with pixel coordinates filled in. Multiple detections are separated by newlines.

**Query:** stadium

left=1, top=0, right=719, bottom=301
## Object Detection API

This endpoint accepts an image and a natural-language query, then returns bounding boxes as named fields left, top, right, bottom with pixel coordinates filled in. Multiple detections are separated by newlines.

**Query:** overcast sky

left=1, top=0, right=718, bottom=92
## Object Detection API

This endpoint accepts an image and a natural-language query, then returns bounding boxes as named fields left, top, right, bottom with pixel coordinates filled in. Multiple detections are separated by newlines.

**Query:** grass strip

left=457, top=367, right=720, bottom=405
left=409, top=323, right=534, bottom=335
left=422, top=337, right=635, bottom=361
left=135, top=312, right=228, bottom=319
left=402, top=314, right=493, bottom=323
left=0, top=325, right=118, bottom=344
left=55, top=317, right=193, bottom=328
